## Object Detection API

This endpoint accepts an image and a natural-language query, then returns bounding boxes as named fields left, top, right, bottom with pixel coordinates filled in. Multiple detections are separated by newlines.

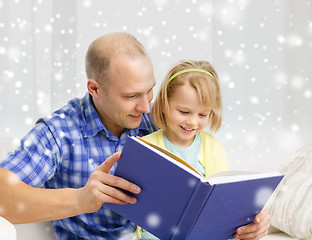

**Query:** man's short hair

left=85, top=32, right=147, bottom=88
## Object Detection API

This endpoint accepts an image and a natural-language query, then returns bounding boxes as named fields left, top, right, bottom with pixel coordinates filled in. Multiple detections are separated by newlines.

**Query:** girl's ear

left=87, top=79, right=101, bottom=98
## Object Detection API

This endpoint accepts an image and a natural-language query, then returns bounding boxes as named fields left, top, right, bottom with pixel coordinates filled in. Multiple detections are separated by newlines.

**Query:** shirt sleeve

left=0, top=121, right=61, bottom=187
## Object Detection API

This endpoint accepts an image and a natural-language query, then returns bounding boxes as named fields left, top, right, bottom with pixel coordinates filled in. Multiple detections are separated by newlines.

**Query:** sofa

left=2, top=143, right=311, bottom=239
left=263, top=227, right=299, bottom=240
left=11, top=222, right=299, bottom=240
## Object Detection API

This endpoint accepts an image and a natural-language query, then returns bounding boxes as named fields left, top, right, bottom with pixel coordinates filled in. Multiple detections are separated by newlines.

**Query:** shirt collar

left=82, top=93, right=153, bottom=139
left=82, top=93, right=105, bottom=138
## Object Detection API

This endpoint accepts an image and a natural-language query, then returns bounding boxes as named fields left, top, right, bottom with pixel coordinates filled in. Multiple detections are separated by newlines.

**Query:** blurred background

left=0, top=0, right=311, bottom=171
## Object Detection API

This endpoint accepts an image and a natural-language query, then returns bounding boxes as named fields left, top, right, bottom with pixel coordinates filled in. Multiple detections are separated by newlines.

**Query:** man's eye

left=126, top=95, right=136, bottom=99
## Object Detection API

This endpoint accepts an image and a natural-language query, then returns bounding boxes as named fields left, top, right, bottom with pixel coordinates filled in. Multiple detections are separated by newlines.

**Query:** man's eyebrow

left=121, top=82, right=156, bottom=95
left=124, top=82, right=155, bottom=95
left=122, top=86, right=155, bottom=96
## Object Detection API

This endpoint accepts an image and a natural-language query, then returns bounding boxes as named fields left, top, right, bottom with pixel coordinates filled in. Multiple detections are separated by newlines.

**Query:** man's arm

left=234, top=207, right=270, bottom=240
left=0, top=152, right=140, bottom=224
left=0, top=167, right=81, bottom=223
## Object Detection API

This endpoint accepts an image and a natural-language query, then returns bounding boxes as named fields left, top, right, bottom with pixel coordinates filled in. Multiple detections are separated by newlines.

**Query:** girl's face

left=164, top=84, right=211, bottom=147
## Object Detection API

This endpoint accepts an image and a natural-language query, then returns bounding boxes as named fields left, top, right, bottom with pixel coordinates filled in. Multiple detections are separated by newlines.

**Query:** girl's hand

left=234, top=207, right=270, bottom=240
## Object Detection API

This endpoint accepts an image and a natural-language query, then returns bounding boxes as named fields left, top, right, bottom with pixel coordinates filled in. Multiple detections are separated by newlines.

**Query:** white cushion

left=266, top=145, right=312, bottom=239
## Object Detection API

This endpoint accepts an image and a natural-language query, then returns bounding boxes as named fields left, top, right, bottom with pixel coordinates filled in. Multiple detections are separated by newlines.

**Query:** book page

left=207, top=170, right=282, bottom=185
left=134, top=137, right=282, bottom=185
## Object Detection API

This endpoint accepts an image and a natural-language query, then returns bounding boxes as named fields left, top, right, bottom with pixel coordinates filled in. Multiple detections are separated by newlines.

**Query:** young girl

left=135, top=60, right=229, bottom=239
left=135, top=60, right=270, bottom=240
left=149, top=60, right=229, bottom=175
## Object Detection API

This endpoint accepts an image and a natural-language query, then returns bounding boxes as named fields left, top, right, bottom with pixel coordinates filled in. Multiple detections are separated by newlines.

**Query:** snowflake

left=146, top=213, right=161, bottom=228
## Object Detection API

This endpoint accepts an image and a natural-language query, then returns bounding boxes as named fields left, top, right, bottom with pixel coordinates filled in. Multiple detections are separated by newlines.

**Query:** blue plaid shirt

left=0, top=93, right=156, bottom=239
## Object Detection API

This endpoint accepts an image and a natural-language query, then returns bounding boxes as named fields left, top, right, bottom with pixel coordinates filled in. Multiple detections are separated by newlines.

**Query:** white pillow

left=266, top=145, right=312, bottom=239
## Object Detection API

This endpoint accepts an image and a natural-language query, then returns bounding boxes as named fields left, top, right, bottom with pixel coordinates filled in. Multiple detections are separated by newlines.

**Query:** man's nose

left=136, top=97, right=151, bottom=113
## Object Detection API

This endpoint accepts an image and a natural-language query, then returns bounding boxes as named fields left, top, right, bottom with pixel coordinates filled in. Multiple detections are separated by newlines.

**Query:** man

left=0, top=32, right=270, bottom=239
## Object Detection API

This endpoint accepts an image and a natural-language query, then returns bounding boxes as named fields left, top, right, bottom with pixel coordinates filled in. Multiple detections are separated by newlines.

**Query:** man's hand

left=77, top=152, right=141, bottom=213
left=234, top=207, right=270, bottom=240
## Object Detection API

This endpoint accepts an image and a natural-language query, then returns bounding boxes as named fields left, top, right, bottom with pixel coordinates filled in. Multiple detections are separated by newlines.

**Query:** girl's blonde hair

left=152, top=60, right=222, bottom=133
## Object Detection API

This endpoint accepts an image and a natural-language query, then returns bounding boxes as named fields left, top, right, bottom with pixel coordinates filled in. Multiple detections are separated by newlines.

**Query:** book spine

left=170, top=181, right=214, bottom=240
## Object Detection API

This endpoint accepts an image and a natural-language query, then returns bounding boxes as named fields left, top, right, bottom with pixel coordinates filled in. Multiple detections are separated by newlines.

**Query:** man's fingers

left=91, top=168, right=141, bottom=195
left=97, top=183, right=138, bottom=204
left=78, top=152, right=141, bottom=213
left=89, top=152, right=141, bottom=205
left=97, top=152, right=121, bottom=173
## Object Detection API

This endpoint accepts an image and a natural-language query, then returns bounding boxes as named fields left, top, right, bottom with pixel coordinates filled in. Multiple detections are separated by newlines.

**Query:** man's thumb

left=97, top=152, right=121, bottom=173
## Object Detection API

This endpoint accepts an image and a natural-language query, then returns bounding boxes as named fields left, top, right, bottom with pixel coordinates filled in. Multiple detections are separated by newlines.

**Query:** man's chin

left=125, top=118, right=142, bottom=129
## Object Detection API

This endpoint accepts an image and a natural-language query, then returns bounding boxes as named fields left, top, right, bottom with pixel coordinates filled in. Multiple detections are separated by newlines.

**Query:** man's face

left=94, top=55, right=156, bottom=138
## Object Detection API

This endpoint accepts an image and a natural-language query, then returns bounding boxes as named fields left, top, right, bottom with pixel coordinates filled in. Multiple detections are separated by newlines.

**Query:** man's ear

left=87, top=79, right=101, bottom=98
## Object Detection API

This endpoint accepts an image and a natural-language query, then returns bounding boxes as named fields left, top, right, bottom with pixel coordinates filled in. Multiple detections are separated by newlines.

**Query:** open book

left=106, top=136, right=283, bottom=240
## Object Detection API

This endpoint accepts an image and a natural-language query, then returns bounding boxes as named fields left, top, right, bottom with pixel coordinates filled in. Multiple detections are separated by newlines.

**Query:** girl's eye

left=199, top=114, right=207, bottom=117
left=179, top=110, right=188, bottom=114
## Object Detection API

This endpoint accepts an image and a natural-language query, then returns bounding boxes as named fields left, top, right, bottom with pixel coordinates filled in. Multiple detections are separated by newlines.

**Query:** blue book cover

left=106, top=136, right=283, bottom=240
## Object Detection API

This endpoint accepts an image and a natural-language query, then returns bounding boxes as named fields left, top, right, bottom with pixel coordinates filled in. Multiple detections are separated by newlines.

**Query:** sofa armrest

left=263, top=226, right=299, bottom=240
left=268, top=226, right=282, bottom=234
left=0, top=216, right=16, bottom=240
left=14, top=222, right=56, bottom=240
